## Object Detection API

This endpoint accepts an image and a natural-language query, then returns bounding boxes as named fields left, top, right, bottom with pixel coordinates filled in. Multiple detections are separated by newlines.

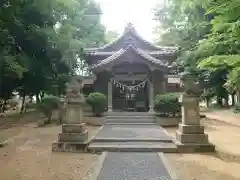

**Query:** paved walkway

left=93, top=152, right=178, bottom=180
left=204, top=110, right=240, bottom=126
left=89, top=113, right=178, bottom=179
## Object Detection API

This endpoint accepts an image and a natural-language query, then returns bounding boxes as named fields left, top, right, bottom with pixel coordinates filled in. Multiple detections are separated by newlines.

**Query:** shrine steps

left=105, top=112, right=156, bottom=124
left=88, top=141, right=177, bottom=153
left=88, top=123, right=177, bottom=153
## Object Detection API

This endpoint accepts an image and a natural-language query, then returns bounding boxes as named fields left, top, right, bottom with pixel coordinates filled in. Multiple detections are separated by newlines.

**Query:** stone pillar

left=148, top=80, right=154, bottom=112
left=175, top=93, right=215, bottom=152
left=52, top=76, right=89, bottom=153
left=108, top=79, right=113, bottom=112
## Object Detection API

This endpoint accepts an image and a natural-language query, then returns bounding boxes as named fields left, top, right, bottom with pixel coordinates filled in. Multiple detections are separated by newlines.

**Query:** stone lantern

left=52, top=76, right=89, bottom=152
left=175, top=73, right=215, bottom=152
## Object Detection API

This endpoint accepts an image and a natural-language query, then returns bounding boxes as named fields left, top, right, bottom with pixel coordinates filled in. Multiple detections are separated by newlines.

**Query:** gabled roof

left=91, top=45, right=168, bottom=70
left=85, top=23, right=177, bottom=53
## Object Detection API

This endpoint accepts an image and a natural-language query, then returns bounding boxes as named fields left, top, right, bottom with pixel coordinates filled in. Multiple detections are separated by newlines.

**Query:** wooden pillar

left=108, top=79, right=113, bottom=112
left=162, top=75, right=167, bottom=93
left=148, top=79, right=154, bottom=112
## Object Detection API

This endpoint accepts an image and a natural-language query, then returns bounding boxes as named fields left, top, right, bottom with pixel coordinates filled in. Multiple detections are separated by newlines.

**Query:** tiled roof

left=91, top=45, right=167, bottom=69
left=84, top=23, right=178, bottom=53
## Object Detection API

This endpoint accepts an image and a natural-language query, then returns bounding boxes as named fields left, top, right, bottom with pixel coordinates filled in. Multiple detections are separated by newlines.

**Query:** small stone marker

left=52, top=76, right=89, bottom=152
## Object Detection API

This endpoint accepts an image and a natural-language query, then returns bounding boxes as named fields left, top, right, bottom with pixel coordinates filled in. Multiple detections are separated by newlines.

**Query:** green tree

left=105, top=30, right=119, bottom=43
left=154, top=0, right=240, bottom=106
left=0, top=0, right=106, bottom=113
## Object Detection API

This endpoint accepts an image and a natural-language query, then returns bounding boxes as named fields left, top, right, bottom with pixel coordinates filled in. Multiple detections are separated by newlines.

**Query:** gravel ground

left=0, top=123, right=100, bottom=180
left=1, top=111, right=240, bottom=180
left=165, top=117, right=240, bottom=180
left=166, top=153, right=240, bottom=180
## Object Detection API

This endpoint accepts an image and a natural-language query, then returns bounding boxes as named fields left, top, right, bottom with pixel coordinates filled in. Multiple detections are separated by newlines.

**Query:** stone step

left=92, top=138, right=174, bottom=143
left=106, top=112, right=155, bottom=117
left=105, top=118, right=156, bottom=123
left=105, top=122, right=157, bottom=125
left=106, top=116, right=155, bottom=119
left=105, top=120, right=156, bottom=124
left=88, top=142, right=177, bottom=153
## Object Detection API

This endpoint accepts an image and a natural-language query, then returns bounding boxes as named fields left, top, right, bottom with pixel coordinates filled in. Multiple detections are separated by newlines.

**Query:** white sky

left=95, top=0, right=164, bottom=42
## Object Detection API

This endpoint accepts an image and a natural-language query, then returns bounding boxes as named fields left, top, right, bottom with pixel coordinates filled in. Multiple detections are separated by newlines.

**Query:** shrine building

left=83, top=23, right=180, bottom=112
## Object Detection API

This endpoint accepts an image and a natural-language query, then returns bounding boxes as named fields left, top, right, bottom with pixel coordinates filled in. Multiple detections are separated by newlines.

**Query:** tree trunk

left=20, top=92, right=26, bottom=114
left=224, top=95, right=229, bottom=107
left=36, top=93, right=40, bottom=103
left=206, top=98, right=210, bottom=107
left=2, top=99, right=7, bottom=113
left=231, top=94, right=236, bottom=106
left=46, top=112, right=52, bottom=124
left=217, top=95, right=222, bottom=106
left=40, top=92, right=45, bottom=99
left=0, top=100, right=3, bottom=114
left=29, top=96, right=33, bottom=103
left=237, top=91, right=240, bottom=103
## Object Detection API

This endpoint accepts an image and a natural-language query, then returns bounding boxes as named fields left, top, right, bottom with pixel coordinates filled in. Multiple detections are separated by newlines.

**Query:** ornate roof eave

left=90, top=45, right=168, bottom=71
left=85, top=49, right=177, bottom=56
left=84, top=23, right=178, bottom=53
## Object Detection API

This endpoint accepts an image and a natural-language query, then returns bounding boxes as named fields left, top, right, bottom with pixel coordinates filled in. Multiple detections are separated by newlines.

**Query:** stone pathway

left=89, top=113, right=178, bottom=179
left=93, top=152, right=178, bottom=180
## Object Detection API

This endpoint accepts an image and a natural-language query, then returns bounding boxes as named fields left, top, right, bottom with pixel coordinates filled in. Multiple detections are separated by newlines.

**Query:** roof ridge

left=85, top=24, right=177, bottom=52
left=91, top=46, right=168, bottom=70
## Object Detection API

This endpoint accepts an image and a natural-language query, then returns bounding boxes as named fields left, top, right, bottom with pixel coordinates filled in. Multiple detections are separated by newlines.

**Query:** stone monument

left=175, top=74, right=215, bottom=152
left=52, top=76, right=89, bottom=152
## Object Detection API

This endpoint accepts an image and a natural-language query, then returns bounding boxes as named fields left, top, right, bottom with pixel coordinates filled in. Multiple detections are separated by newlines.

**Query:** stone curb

left=158, top=153, right=179, bottom=180
left=87, top=152, right=107, bottom=180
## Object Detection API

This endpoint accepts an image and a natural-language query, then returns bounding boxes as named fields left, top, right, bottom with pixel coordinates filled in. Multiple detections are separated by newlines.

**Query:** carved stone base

left=175, top=123, right=215, bottom=152
left=178, top=123, right=204, bottom=134
left=176, top=131, right=209, bottom=144
left=52, top=123, right=89, bottom=152
left=52, top=141, right=89, bottom=153
left=175, top=142, right=215, bottom=153
left=62, top=123, right=86, bottom=133
left=58, top=130, right=88, bottom=142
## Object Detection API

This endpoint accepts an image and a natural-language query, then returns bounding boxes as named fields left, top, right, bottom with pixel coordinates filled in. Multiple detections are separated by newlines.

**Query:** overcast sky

left=95, top=0, right=164, bottom=42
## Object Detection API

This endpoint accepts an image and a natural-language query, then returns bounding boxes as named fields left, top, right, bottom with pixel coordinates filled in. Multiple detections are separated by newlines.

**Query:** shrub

left=154, top=93, right=181, bottom=117
left=86, top=92, right=106, bottom=117
left=37, top=95, right=60, bottom=124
